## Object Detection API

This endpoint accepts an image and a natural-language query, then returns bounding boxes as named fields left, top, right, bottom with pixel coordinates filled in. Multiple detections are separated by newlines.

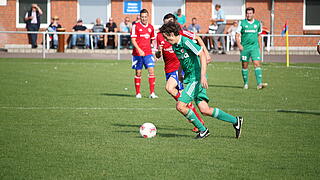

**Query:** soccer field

left=0, top=58, right=319, bottom=179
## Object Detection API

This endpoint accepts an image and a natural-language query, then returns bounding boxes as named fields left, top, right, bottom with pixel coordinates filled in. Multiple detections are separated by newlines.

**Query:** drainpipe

left=270, top=0, right=275, bottom=46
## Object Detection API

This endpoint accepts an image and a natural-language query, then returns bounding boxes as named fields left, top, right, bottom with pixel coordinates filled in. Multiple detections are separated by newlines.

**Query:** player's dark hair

left=159, top=22, right=181, bottom=36
left=140, top=9, right=149, bottom=15
left=246, top=7, right=255, bottom=14
left=163, top=13, right=177, bottom=21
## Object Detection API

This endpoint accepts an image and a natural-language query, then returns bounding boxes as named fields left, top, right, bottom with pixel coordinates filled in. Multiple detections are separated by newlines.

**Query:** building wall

left=0, top=0, right=319, bottom=48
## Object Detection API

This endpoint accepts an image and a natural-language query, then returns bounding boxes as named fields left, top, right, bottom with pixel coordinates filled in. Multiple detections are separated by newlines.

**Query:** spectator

left=187, top=17, right=201, bottom=33
left=92, top=18, right=106, bottom=49
left=208, top=18, right=218, bottom=51
left=132, top=15, right=140, bottom=25
left=106, top=17, right=118, bottom=49
left=260, top=21, right=270, bottom=48
left=175, top=9, right=186, bottom=29
left=71, top=19, right=90, bottom=49
left=119, top=17, right=132, bottom=49
left=47, top=16, right=62, bottom=49
left=24, top=4, right=42, bottom=48
left=212, top=4, right=227, bottom=54
left=227, top=21, right=238, bottom=50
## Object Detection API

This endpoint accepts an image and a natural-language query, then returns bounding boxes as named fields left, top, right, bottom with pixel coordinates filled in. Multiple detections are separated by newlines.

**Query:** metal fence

left=0, top=31, right=319, bottom=60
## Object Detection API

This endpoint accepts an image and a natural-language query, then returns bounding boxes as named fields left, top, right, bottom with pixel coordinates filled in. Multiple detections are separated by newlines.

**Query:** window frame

left=303, top=0, right=320, bottom=30
left=211, top=0, right=245, bottom=20
left=77, top=0, right=111, bottom=29
left=152, top=0, right=185, bottom=29
left=16, top=0, right=51, bottom=29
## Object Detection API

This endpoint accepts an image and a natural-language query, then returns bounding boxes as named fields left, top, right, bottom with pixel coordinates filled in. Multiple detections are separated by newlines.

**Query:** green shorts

left=240, top=48, right=261, bottom=62
left=178, top=81, right=209, bottom=105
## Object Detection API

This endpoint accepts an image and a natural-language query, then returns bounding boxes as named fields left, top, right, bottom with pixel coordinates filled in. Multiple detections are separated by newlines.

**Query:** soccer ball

left=139, top=123, right=157, bottom=138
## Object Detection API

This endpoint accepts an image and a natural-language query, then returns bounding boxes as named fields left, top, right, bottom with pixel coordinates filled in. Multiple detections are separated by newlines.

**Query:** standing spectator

left=24, top=4, right=42, bottom=48
left=119, top=17, right=132, bottom=49
left=213, top=4, right=227, bottom=54
left=106, top=17, right=118, bottom=49
left=208, top=18, right=218, bottom=51
left=132, top=15, right=140, bottom=25
left=187, top=18, right=201, bottom=33
left=92, top=18, right=106, bottom=49
left=71, top=19, right=90, bottom=49
left=260, top=21, right=270, bottom=48
left=227, top=21, right=238, bottom=50
left=175, top=9, right=186, bottom=29
left=47, top=16, right=62, bottom=49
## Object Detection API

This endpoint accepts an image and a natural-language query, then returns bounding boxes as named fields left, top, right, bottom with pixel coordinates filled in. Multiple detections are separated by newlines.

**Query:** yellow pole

left=286, top=29, right=289, bottom=67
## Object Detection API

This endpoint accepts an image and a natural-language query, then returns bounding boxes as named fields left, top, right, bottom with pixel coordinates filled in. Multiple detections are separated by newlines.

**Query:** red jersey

left=156, top=30, right=196, bottom=73
left=157, top=32, right=180, bottom=73
left=131, top=22, right=155, bottom=56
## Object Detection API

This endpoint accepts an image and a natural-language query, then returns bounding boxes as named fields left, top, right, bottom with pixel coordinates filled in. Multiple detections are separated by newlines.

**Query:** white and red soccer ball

left=140, top=123, right=157, bottom=138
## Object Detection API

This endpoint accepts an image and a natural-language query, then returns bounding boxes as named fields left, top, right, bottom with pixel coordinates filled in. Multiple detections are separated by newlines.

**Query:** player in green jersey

left=236, top=7, right=268, bottom=90
left=160, top=22, right=243, bottom=139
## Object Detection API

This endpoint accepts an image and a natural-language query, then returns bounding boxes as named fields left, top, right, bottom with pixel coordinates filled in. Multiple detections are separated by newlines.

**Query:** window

left=78, top=0, right=111, bottom=26
left=304, top=0, right=320, bottom=30
left=152, top=0, right=185, bottom=27
left=212, top=0, right=245, bottom=20
left=16, top=0, right=50, bottom=28
left=0, top=0, right=7, bottom=6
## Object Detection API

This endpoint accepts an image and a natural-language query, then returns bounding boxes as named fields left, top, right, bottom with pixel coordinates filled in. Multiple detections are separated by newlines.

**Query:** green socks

left=185, top=109, right=206, bottom=131
left=254, top=67, right=263, bottom=85
left=212, top=108, right=237, bottom=124
left=242, top=69, right=248, bottom=85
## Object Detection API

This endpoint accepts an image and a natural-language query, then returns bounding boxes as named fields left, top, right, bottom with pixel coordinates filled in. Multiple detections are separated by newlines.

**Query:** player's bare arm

left=131, top=38, right=145, bottom=56
left=199, top=50, right=208, bottom=89
left=236, top=33, right=243, bottom=51
left=195, top=35, right=212, bottom=63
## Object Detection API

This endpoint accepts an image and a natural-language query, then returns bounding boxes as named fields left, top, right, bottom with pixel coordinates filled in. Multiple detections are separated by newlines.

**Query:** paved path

left=0, top=52, right=319, bottom=63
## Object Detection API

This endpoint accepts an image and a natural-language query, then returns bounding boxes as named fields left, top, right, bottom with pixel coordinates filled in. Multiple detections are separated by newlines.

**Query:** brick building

left=0, top=0, right=319, bottom=48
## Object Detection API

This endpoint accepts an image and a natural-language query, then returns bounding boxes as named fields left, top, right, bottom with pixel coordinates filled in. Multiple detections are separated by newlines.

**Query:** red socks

left=134, top=76, right=141, bottom=95
left=187, top=103, right=205, bottom=125
left=148, top=75, right=156, bottom=94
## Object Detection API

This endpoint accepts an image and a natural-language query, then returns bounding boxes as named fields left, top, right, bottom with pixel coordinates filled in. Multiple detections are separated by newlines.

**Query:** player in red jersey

left=131, top=9, right=158, bottom=99
left=155, top=14, right=205, bottom=132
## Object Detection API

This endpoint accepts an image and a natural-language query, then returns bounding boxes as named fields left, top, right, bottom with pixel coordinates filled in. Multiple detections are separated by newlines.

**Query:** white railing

left=0, top=31, right=318, bottom=60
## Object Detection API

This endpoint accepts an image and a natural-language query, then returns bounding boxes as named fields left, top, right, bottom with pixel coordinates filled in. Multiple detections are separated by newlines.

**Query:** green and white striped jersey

left=172, top=35, right=203, bottom=83
left=237, top=19, right=262, bottom=49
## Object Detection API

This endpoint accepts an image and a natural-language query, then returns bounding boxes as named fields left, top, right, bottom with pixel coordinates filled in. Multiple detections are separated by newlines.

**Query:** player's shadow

left=114, top=130, right=193, bottom=138
left=100, top=93, right=135, bottom=97
left=112, top=123, right=190, bottom=131
left=209, top=84, right=243, bottom=89
left=277, top=109, right=320, bottom=116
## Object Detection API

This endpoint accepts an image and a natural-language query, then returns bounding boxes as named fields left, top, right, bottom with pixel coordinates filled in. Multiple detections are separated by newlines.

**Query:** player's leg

left=177, top=82, right=209, bottom=139
left=132, top=56, right=143, bottom=98
left=197, top=100, right=243, bottom=138
left=241, top=61, right=249, bottom=89
left=252, top=49, right=268, bottom=90
left=144, top=55, right=158, bottom=98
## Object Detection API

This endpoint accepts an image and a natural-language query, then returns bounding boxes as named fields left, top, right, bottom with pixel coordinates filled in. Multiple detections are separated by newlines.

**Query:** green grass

left=0, top=58, right=319, bottom=179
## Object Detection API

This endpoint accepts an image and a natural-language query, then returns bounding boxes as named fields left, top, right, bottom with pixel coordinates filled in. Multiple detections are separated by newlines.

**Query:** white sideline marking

left=0, top=106, right=319, bottom=113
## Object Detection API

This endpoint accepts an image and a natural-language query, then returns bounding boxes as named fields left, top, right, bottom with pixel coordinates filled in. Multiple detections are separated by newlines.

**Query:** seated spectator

left=47, top=16, right=62, bottom=49
left=175, top=8, right=187, bottom=30
left=71, top=19, right=90, bottom=49
left=92, top=18, right=106, bottom=49
left=106, top=17, right=118, bottom=49
left=187, top=17, right=201, bottom=33
left=119, top=17, right=132, bottom=49
left=208, top=18, right=218, bottom=51
left=227, top=21, right=238, bottom=50
left=132, top=15, right=140, bottom=25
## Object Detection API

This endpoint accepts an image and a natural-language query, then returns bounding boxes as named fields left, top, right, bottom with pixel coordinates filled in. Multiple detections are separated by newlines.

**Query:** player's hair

left=215, top=4, right=221, bottom=8
left=140, top=9, right=149, bottom=15
left=163, top=13, right=177, bottom=21
left=246, top=7, right=255, bottom=14
left=159, top=22, right=181, bottom=36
